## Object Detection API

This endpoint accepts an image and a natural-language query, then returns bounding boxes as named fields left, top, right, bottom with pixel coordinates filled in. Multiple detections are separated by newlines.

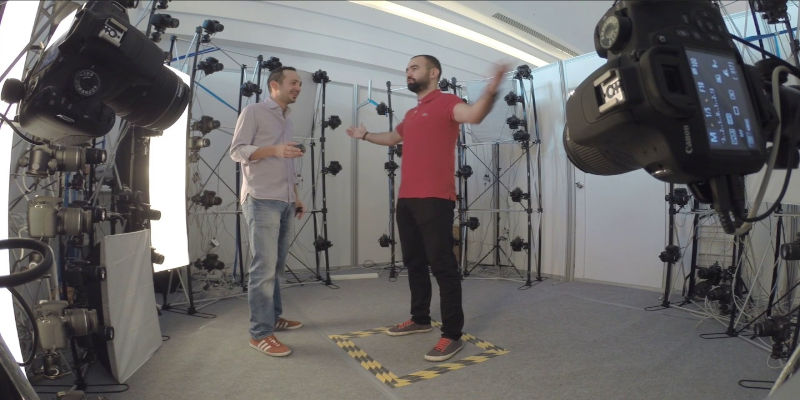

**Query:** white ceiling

left=157, top=0, right=758, bottom=84
left=447, top=0, right=753, bottom=55
left=450, top=1, right=615, bottom=55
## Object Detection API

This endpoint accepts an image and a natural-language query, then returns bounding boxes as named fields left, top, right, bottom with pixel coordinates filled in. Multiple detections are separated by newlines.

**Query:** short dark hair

left=267, top=66, right=297, bottom=92
left=412, top=55, right=441, bottom=81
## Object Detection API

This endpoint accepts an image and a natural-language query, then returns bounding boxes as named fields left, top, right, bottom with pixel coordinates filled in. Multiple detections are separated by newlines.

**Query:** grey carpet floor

left=38, top=272, right=782, bottom=399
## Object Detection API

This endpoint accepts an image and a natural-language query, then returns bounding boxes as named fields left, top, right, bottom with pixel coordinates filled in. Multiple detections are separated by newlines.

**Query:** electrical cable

left=0, top=110, right=43, bottom=145
left=8, top=287, right=38, bottom=366
left=733, top=65, right=794, bottom=234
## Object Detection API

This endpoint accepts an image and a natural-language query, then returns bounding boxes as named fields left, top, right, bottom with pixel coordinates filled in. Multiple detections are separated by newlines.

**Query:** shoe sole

left=249, top=342, right=292, bottom=357
left=424, top=342, right=464, bottom=362
left=386, top=326, right=433, bottom=336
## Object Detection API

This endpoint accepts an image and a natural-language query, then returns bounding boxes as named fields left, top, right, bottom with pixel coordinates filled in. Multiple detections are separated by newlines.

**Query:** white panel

left=574, top=171, right=667, bottom=288
left=101, top=230, right=162, bottom=383
left=0, top=0, right=39, bottom=365
left=531, top=63, right=570, bottom=278
left=564, top=53, right=667, bottom=289
left=150, top=66, right=190, bottom=272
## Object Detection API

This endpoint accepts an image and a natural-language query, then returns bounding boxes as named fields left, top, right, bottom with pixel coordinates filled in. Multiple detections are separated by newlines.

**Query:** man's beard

left=407, top=77, right=428, bottom=93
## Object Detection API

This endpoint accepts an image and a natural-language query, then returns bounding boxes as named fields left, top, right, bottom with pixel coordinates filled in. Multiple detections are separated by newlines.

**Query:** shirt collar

left=265, top=96, right=291, bottom=116
left=417, top=89, right=443, bottom=105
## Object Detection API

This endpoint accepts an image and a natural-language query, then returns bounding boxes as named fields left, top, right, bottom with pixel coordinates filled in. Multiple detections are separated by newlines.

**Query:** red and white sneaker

left=249, top=335, right=292, bottom=357
left=275, top=317, right=303, bottom=331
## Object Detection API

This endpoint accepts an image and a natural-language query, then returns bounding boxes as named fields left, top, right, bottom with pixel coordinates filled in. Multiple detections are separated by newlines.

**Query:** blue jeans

left=242, top=196, right=293, bottom=340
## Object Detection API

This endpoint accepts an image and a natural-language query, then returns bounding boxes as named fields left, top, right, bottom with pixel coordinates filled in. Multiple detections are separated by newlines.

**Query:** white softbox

left=101, top=229, right=162, bottom=383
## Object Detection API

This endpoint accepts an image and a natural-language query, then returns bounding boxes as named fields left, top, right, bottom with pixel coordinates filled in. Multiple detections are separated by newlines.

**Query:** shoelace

left=433, top=338, right=452, bottom=352
left=266, top=337, right=281, bottom=347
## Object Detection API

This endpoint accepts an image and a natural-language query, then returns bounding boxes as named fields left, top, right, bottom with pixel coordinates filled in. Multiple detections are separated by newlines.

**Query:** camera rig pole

left=314, top=71, right=335, bottom=286
left=234, top=63, right=247, bottom=290
left=521, top=69, right=541, bottom=283
left=445, top=79, right=470, bottom=277
left=726, top=233, right=747, bottom=336
left=767, top=204, right=784, bottom=317
left=309, top=131, right=322, bottom=280
left=255, top=55, right=264, bottom=103
left=684, top=198, right=701, bottom=302
left=659, top=183, right=680, bottom=308
left=179, top=25, right=205, bottom=315
left=385, top=80, right=399, bottom=279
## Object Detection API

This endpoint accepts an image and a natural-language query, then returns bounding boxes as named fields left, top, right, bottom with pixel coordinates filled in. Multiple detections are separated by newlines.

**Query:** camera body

left=27, top=197, right=107, bottom=238
left=780, top=233, right=800, bottom=260
left=192, top=190, right=222, bottom=209
left=7, top=1, right=189, bottom=145
left=25, top=144, right=106, bottom=177
left=564, top=0, right=777, bottom=184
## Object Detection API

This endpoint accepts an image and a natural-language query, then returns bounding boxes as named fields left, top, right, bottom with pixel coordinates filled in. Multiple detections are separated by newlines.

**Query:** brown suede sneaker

left=249, top=335, right=291, bottom=357
left=275, top=317, right=303, bottom=331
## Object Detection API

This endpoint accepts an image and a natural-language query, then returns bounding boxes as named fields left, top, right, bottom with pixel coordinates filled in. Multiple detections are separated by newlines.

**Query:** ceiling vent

left=491, top=12, right=579, bottom=58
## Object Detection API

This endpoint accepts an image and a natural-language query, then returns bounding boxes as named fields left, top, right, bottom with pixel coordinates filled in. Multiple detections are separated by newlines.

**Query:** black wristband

left=362, top=131, right=369, bottom=141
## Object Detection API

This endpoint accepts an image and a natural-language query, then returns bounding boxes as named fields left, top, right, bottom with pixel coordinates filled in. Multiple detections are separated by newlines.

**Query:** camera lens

left=563, top=125, right=639, bottom=175
left=780, top=241, right=800, bottom=260
left=105, top=67, right=190, bottom=131
left=85, top=148, right=107, bottom=164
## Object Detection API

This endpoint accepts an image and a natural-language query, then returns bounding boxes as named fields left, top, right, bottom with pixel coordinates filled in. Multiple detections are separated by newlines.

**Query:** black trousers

left=396, top=198, right=463, bottom=340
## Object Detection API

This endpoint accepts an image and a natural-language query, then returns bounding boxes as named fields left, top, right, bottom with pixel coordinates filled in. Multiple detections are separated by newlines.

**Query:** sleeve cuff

left=231, top=144, right=260, bottom=164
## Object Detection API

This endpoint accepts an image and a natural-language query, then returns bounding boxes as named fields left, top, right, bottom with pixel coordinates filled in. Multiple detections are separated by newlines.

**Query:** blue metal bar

left=742, top=27, right=798, bottom=43
left=194, top=82, right=238, bottom=113
left=170, top=47, right=219, bottom=63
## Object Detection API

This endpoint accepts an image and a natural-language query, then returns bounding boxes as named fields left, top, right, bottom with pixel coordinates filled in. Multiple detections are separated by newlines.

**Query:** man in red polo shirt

left=346, top=55, right=507, bottom=361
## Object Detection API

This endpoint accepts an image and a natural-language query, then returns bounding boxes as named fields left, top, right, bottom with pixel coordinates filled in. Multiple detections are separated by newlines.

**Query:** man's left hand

left=295, top=200, right=305, bottom=219
left=486, top=63, right=511, bottom=95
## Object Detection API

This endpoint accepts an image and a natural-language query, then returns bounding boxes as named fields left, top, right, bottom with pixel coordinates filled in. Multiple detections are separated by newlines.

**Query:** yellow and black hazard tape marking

left=329, top=320, right=509, bottom=388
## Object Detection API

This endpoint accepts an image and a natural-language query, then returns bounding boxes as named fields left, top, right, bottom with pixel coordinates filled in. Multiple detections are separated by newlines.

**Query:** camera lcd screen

left=685, top=48, right=759, bottom=152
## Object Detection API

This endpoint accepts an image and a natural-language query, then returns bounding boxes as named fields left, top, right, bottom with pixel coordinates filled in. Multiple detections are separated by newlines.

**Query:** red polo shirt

left=396, top=90, right=463, bottom=201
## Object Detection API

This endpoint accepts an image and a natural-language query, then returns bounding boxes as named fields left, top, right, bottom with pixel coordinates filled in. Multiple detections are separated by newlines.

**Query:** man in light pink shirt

left=230, top=66, right=306, bottom=357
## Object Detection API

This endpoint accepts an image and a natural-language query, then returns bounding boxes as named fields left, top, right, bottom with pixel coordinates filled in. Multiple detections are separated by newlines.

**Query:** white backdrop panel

left=563, top=54, right=668, bottom=289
